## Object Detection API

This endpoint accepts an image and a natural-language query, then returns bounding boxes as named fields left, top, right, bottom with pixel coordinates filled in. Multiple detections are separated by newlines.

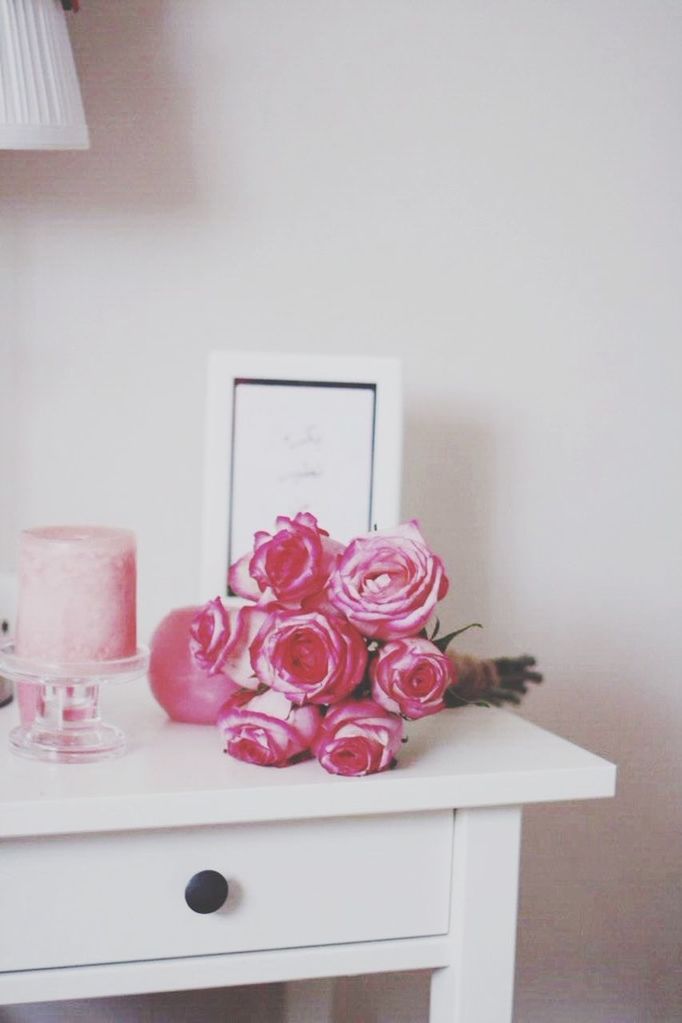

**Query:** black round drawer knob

left=184, top=870, right=229, bottom=914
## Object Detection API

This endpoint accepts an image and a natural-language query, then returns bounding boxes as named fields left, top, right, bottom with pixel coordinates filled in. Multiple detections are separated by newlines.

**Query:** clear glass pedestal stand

left=0, top=642, right=149, bottom=764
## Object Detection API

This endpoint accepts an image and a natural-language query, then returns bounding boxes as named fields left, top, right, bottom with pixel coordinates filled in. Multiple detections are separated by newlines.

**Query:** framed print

left=201, top=352, right=402, bottom=601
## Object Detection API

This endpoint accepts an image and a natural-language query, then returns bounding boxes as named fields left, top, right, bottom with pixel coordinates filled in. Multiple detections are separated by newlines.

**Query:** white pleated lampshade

left=0, top=0, right=89, bottom=149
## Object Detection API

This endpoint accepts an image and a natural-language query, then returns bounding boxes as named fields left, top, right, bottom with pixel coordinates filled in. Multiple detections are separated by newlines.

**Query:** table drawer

left=0, top=811, right=452, bottom=971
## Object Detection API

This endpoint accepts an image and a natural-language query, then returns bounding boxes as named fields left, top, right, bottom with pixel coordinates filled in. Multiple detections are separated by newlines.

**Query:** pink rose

left=328, top=520, right=449, bottom=640
left=218, top=688, right=322, bottom=768
left=149, top=606, right=242, bottom=725
left=189, top=597, right=233, bottom=675
left=250, top=608, right=368, bottom=706
left=190, top=598, right=266, bottom=689
left=370, top=637, right=454, bottom=719
left=229, top=512, right=343, bottom=605
left=313, top=699, right=404, bottom=776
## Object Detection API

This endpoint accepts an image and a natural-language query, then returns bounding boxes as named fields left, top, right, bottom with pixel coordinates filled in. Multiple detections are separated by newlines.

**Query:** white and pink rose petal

left=250, top=608, right=368, bottom=706
left=217, top=688, right=322, bottom=768
left=220, top=604, right=269, bottom=690
left=227, top=552, right=262, bottom=602
left=327, top=519, right=449, bottom=640
left=312, top=699, right=404, bottom=777
left=370, top=637, right=454, bottom=720
left=229, top=512, right=342, bottom=607
left=189, top=597, right=237, bottom=675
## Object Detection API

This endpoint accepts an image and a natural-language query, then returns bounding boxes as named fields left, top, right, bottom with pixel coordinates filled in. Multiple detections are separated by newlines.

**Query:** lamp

left=0, top=0, right=89, bottom=150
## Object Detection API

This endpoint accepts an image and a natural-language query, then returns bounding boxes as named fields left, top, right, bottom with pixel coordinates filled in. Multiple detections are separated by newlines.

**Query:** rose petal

left=228, top=552, right=261, bottom=601
left=222, top=605, right=268, bottom=689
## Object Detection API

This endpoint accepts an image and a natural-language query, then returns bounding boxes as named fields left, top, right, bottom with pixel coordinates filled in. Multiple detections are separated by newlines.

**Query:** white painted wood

left=429, top=807, right=522, bottom=1023
left=0, top=688, right=616, bottom=1016
left=0, top=935, right=451, bottom=1006
left=201, top=351, right=402, bottom=602
left=0, top=689, right=616, bottom=839
left=0, top=811, right=451, bottom=972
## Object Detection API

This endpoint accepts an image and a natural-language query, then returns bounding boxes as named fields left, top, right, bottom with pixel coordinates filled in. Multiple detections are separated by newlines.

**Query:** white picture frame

left=201, top=352, right=403, bottom=601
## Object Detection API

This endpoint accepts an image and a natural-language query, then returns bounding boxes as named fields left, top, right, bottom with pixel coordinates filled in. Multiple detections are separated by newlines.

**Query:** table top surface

left=0, top=684, right=616, bottom=838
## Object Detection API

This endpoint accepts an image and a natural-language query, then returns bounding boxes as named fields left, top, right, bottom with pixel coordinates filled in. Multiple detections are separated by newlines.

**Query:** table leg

left=429, top=805, right=522, bottom=1023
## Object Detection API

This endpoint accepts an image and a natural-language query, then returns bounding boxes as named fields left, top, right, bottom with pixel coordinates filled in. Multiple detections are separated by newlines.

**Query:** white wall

left=1, top=2, right=681, bottom=1020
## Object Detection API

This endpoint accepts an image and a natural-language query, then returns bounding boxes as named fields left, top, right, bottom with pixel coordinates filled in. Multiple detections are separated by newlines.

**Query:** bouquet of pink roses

left=189, top=513, right=482, bottom=777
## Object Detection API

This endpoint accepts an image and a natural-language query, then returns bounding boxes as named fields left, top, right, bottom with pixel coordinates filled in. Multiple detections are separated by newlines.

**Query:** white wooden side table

left=0, top=689, right=615, bottom=1022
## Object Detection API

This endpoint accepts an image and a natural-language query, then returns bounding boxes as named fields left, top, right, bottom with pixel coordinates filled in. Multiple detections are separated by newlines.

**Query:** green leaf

left=430, top=618, right=441, bottom=640
left=444, top=690, right=472, bottom=708
left=433, top=622, right=483, bottom=653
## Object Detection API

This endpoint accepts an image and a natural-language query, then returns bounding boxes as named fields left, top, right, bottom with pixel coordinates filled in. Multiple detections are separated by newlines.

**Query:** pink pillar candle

left=16, top=526, right=137, bottom=664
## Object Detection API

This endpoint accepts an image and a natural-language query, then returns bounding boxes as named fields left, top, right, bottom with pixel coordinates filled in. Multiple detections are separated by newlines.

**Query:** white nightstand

left=0, top=688, right=615, bottom=1022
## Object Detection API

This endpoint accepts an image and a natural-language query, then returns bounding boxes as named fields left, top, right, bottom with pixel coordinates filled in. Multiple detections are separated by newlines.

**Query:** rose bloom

left=189, top=598, right=266, bottom=689
left=370, top=637, right=455, bottom=719
left=250, top=608, right=367, bottom=706
left=327, top=520, right=449, bottom=640
left=218, top=688, right=321, bottom=768
left=229, top=512, right=343, bottom=605
left=313, top=699, right=404, bottom=777
left=189, top=597, right=233, bottom=675
left=148, top=606, right=241, bottom=725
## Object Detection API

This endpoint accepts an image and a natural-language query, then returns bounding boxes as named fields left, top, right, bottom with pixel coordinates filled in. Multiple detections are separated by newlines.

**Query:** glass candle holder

left=0, top=643, right=148, bottom=763
left=8, top=525, right=143, bottom=762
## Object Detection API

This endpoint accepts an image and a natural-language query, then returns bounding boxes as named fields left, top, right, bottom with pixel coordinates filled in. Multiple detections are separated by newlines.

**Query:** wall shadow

left=0, top=210, right=23, bottom=569
left=402, top=410, right=497, bottom=638
left=0, top=0, right=198, bottom=211
left=0, top=984, right=285, bottom=1023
